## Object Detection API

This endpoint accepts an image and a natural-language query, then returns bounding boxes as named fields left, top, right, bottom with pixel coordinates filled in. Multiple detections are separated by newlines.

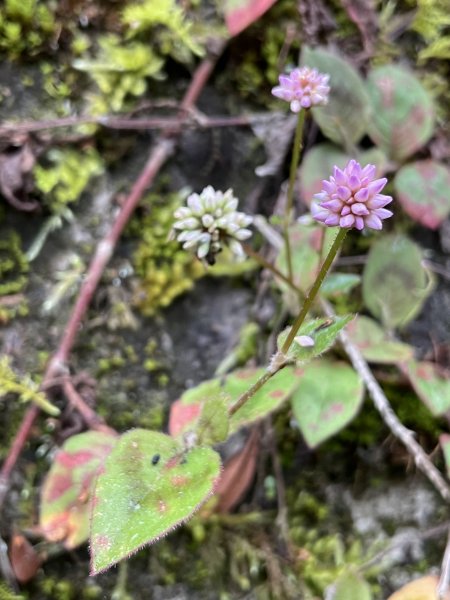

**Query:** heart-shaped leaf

left=299, top=144, right=350, bottom=207
left=366, top=65, right=435, bottom=160
left=301, top=46, right=371, bottom=146
left=346, top=316, right=414, bottom=364
left=278, top=315, right=354, bottom=363
left=330, top=571, right=372, bottom=600
left=394, top=160, right=450, bottom=229
left=387, top=575, right=450, bottom=600
left=291, top=360, right=364, bottom=448
left=169, top=367, right=299, bottom=437
left=405, top=360, right=450, bottom=416
left=362, top=234, right=434, bottom=329
left=40, top=431, right=117, bottom=549
left=90, top=429, right=221, bottom=574
left=224, top=0, right=278, bottom=36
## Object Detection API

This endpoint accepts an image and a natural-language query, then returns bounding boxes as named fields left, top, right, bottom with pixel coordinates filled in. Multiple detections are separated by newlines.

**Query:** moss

left=130, top=191, right=205, bottom=316
left=33, top=147, right=103, bottom=214
left=0, top=232, right=29, bottom=323
left=0, top=582, right=25, bottom=600
left=0, top=0, right=56, bottom=60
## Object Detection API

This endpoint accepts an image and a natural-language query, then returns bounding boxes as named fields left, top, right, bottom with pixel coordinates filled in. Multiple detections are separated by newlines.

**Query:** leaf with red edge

left=168, top=367, right=298, bottom=438
left=405, top=360, right=450, bottom=416
left=168, top=400, right=202, bottom=437
left=39, top=431, right=117, bottom=549
left=90, top=429, right=221, bottom=574
left=224, top=0, right=278, bottom=36
left=394, top=160, right=450, bottom=229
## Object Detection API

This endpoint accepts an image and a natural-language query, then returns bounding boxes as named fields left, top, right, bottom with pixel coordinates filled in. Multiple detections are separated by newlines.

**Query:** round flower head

left=311, top=160, right=393, bottom=231
left=272, top=66, right=330, bottom=113
left=173, top=186, right=253, bottom=265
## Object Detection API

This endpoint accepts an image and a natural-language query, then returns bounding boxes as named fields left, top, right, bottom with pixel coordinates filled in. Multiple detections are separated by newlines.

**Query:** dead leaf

left=214, top=428, right=259, bottom=513
left=0, top=143, right=38, bottom=211
left=9, top=532, right=42, bottom=584
left=387, top=575, right=450, bottom=600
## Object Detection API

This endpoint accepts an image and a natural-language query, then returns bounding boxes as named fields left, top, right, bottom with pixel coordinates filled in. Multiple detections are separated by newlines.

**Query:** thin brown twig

left=62, top=379, right=116, bottom=436
left=438, top=527, right=450, bottom=598
left=0, top=40, right=227, bottom=514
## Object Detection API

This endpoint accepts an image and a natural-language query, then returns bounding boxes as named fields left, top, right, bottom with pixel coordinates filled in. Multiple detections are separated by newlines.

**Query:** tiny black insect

left=151, top=454, right=161, bottom=465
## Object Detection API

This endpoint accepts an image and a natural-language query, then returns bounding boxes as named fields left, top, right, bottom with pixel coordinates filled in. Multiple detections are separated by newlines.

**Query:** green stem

left=280, top=227, right=348, bottom=355
left=283, top=110, right=306, bottom=283
left=228, top=368, right=282, bottom=416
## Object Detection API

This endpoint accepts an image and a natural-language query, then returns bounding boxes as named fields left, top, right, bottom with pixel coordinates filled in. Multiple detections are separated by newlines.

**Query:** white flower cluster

left=173, top=186, right=253, bottom=264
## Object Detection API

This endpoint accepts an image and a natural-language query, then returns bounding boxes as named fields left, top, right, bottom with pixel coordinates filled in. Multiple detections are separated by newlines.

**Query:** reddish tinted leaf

left=224, top=0, right=278, bottom=36
left=214, top=428, right=259, bottom=513
left=40, top=431, right=117, bottom=549
left=168, top=400, right=202, bottom=437
left=394, top=160, right=450, bottom=229
left=9, top=533, right=42, bottom=584
left=346, top=316, right=414, bottom=364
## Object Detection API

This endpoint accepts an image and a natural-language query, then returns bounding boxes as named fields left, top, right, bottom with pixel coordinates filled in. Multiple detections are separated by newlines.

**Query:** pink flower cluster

left=312, top=160, right=393, bottom=231
left=272, top=66, right=330, bottom=112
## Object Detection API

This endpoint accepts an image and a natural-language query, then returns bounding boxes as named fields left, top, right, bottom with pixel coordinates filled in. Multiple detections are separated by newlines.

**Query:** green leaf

left=229, top=367, right=298, bottom=433
left=90, top=429, right=221, bottom=574
left=299, top=144, right=350, bottom=207
left=40, top=432, right=117, bottom=549
left=440, top=434, right=450, bottom=479
left=330, top=571, right=372, bottom=600
left=170, top=367, right=299, bottom=436
left=321, top=273, right=361, bottom=299
left=291, top=360, right=364, bottom=448
left=362, top=234, right=434, bottom=329
left=406, top=360, right=450, bottom=416
left=366, top=65, right=435, bottom=160
left=301, top=46, right=371, bottom=146
left=277, top=315, right=354, bottom=363
left=394, top=160, right=450, bottom=229
left=346, top=316, right=414, bottom=364
left=197, top=396, right=229, bottom=445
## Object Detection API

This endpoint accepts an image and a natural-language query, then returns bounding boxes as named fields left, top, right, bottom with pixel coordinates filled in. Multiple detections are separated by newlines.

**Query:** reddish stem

left=0, top=41, right=226, bottom=512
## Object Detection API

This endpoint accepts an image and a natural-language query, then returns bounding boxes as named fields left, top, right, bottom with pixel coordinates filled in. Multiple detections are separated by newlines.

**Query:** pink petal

left=354, top=216, right=365, bottom=230
left=333, top=167, right=347, bottom=186
left=340, top=214, right=355, bottom=228
left=365, top=214, right=383, bottom=230
left=322, top=180, right=335, bottom=194
left=351, top=202, right=369, bottom=216
left=348, top=175, right=360, bottom=191
left=337, top=186, right=351, bottom=201
left=324, top=213, right=340, bottom=226
left=368, top=178, right=387, bottom=196
left=354, top=188, right=369, bottom=202
left=373, top=208, right=393, bottom=220
left=367, top=194, right=392, bottom=209
left=341, top=205, right=351, bottom=216
left=321, top=199, right=343, bottom=212
left=361, top=164, right=376, bottom=179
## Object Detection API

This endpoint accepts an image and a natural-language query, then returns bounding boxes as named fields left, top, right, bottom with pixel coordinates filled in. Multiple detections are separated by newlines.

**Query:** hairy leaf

left=394, top=160, right=450, bottom=229
left=40, top=431, right=117, bottom=549
left=301, top=46, right=371, bottom=146
left=278, top=315, right=354, bottom=363
left=90, top=429, right=221, bottom=574
left=362, top=235, right=434, bottom=329
left=346, top=316, right=414, bottom=364
left=291, top=360, right=364, bottom=448
left=321, top=273, right=361, bottom=299
left=366, top=65, right=434, bottom=160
